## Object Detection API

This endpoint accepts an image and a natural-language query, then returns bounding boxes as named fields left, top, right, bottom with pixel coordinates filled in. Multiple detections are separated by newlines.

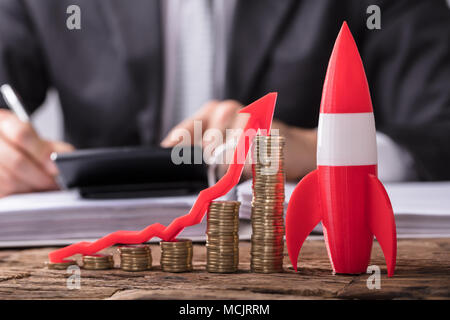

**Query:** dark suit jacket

left=0, top=0, right=449, bottom=180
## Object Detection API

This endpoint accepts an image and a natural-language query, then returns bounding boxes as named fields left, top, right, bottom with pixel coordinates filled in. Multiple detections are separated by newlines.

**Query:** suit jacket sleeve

left=362, top=0, right=450, bottom=180
left=0, top=0, right=49, bottom=112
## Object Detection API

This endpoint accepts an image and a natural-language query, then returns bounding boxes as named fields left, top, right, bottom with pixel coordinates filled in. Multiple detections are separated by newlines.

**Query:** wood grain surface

left=0, top=239, right=448, bottom=300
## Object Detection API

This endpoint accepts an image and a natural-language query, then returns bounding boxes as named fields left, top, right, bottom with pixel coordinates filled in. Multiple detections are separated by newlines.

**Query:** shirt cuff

left=376, top=131, right=417, bottom=182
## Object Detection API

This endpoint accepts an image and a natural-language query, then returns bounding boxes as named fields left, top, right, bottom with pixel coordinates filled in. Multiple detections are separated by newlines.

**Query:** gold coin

left=46, top=260, right=77, bottom=270
left=206, top=267, right=238, bottom=273
left=251, top=255, right=284, bottom=261
left=118, top=245, right=152, bottom=271
left=121, top=255, right=151, bottom=259
left=207, top=250, right=239, bottom=256
left=82, top=264, right=114, bottom=269
left=251, top=244, right=284, bottom=250
left=121, top=267, right=150, bottom=272
left=82, top=254, right=114, bottom=270
left=251, top=221, right=285, bottom=227
left=160, top=256, right=192, bottom=260
left=207, top=225, right=239, bottom=230
left=161, top=267, right=193, bottom=273
left=207, top=220, right=239, bottom=225
left=160, top=250, right=192, bottom=255
left=251, top=228, right=285, bottom=234
left=119, top=244, right=150, bottom=251
left=120, top=255, right=151, bottom=261
left=207, top=264, right=238, bottom=269
left=206, top=263, right=237, bottom=266
left=160, top=239, right=192, bottom=247
left=251, top=259, right=284, bottom=264
left=161, top=247, right=193, bottom=252
left=206, top=239, right=239, bottom=244
left=250, top=262, right=284, bottom=268
left=120, top=258, right=151, bottom=264
left=160, top=238, right=193, bottom=273
left=210, top=200, right=241, bottom=206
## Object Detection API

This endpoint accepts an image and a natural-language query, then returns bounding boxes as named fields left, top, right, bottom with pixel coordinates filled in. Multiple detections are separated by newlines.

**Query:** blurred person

left=0, top=0, right=449, bottom=197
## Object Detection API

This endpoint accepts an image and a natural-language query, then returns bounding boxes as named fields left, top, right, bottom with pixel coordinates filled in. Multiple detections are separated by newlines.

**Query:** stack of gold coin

left=118, top=244, right=152, bottom=272
left=46, top=259, right=77, bottom=270
left=251, top=134, right=285, bottom=273
left=206, top=201, right=240, bottom=273
left=82, top=254, right=114, bottom=270
left=160, top=239, right=193, bottom=272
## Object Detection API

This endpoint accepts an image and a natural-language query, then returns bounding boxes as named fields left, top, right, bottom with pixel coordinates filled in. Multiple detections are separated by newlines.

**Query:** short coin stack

left=251, top=134, right=286, bottom=273
left=82, top=254, right=114, bottom=270
left=160, top=239, right=193, bottom=272
left=46, top=260, right=77, bottom=270
left=118, top=244, right=152, bottom=272
left=206, top=201, right=240, bottom=273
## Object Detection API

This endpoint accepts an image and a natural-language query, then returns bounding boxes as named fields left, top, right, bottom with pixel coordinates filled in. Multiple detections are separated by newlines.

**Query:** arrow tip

left=239, top=92, right=277, bottom=134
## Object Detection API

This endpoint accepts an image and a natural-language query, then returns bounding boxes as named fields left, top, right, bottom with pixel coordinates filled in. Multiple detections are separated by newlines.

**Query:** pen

left=0, top=84, right=31, bottom=123
left=0, top=83, right=61, bottom=183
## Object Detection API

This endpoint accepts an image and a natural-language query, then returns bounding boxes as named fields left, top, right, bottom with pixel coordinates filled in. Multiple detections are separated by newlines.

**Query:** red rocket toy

left=285, top=22, right=397, bottom=277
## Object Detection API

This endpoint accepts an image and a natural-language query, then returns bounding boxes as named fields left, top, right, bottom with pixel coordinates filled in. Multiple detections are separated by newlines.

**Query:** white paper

left=237, top=179, right=450, bottom=238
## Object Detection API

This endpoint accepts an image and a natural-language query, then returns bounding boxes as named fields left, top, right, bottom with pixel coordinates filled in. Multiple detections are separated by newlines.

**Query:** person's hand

left=0, top=109, right=74, bottom=197
left=160, top=100, right=317, bottom=181
left=161, top=100, right=250, bottom=179
left=161, top=100, right=247, bottom=148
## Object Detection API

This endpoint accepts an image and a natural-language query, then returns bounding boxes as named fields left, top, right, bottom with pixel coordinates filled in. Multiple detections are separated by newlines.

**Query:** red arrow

left=49, top=93, right=277, bottom=263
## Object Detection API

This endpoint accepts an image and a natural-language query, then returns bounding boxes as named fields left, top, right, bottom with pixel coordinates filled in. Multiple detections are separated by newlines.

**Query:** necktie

left=172, top=0, right=214, bottom=125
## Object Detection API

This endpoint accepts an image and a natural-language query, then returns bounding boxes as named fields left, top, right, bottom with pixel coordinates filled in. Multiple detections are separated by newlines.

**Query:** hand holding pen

left=0, top=84, right=74, bottom=197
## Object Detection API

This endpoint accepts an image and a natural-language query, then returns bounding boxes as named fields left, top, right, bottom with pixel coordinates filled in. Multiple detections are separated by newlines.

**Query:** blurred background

left=31, top=0, right=450, bottom=142
left=0, top=0, right=446, bottom=188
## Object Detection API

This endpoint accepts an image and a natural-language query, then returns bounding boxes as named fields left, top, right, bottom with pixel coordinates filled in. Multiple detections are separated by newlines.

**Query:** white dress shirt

left=160, top=0, right=236, bottom=136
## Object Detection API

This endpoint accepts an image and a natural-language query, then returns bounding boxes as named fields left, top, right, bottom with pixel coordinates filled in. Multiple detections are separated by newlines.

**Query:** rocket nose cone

left=320, top=22, right=373, bottom=114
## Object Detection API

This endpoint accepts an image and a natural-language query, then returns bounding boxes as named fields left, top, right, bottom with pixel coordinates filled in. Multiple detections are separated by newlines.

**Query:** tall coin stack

left=118, top=244, right=152, bottom=272
left=160, top=239, right=193, bottom=272
left=82, top=254, right=114, bottom=270
left=206, top=201, right=240, bottom=273
left=251, top=134, right=285, bottom=273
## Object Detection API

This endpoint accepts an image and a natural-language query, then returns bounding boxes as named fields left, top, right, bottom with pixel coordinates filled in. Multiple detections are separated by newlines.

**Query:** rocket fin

left=367, top=174, right=397, bottom=277
left=286, top=169, right=322, bottom=272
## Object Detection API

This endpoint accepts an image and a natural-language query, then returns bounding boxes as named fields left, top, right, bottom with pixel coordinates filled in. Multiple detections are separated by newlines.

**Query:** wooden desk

left=0, top=239, right=448, bottom=300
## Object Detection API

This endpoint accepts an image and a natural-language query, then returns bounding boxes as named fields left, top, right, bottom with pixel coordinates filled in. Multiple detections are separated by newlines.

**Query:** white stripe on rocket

left=317, top=113, right=378, bottom=166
